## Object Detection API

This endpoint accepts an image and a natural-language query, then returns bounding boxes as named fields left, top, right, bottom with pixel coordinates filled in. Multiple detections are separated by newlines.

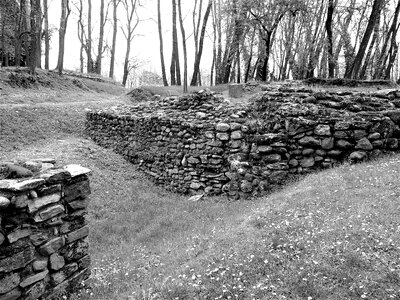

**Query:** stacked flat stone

left=0, top=160, right=91, bottom=300
left=86, top=88, right=400, bottom=199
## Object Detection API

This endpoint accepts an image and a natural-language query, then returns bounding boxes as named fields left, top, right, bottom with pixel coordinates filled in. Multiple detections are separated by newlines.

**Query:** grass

left=0, top=73, right=399, bottom=299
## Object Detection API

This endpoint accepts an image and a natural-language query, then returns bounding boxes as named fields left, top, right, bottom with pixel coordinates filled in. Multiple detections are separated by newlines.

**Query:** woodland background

left=0, top=0, right=400, bottom=89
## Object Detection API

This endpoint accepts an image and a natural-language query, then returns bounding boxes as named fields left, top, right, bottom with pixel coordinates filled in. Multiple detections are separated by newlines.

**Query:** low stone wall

left=86, top=87, right=400, bottom=199
left=0, top=160, right=91, bottom=300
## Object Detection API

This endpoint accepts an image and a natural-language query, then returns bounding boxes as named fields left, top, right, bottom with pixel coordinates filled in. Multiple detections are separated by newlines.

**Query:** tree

left=121, top=0, right=140, bottom=86
left=170, top=0, right=181, bottom=85
left=109, top=0, right=121, bottom=78
left=177, top=0, right=188, bottom=92
left=27, top=0, right=42, bottom=74
left=43, top=0, right=50, bottom=69
left=190, top=0, right=212, bottom=86
left=157, top=0, right=168, bottom=86
left=56, top=0, right=71, bottom=75
left=345, top=0, right=384, bottom=79
left=326, top=0, right=335, bottom=78
left=95, top=0, right=110, bottom=75
left=246, top=0, right=304, bottom=81
left=87, top=0, right=93, bottom=72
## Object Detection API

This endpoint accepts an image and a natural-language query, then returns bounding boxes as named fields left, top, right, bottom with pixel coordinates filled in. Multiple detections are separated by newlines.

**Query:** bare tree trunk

left=122, top=0, right=139, bottom=86
left=360, top=15, right=380, bottom=79
left=177, top=0, right=187, bottom=92
left=87, top=0, right=93, bottom=73
left=170, top=0, right=181, bottom=85
left=109, top=0, right=119, bottom=78
left=190, top=0, right=212, bottom=86
left=326, top=0, right=335, bottom=78
left=29, top=0, right=37, bottom=74
left=157, top=0, right=168, bottom=86
left=95, top=0, right=105, bottom=74
left=346, top=0, right=384, bottom=79
left=374, top=0, right=400, bottom=78
left=56, top=0, right=70, bottom=75
left=44, top=0, right=49, bottom=69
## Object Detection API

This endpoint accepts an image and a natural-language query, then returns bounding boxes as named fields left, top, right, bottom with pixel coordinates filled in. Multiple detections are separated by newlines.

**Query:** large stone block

left=63, top=180, right=91, bottom=202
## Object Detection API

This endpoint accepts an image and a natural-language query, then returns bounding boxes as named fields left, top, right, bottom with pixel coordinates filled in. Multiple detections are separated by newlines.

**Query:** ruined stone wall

left=0, top=160, right=91, bottom=300
left=86, top=87, right=400, bottom=199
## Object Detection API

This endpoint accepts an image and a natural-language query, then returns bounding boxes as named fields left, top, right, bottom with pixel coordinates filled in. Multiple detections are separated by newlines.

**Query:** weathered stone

left=77, top=255, right=91, bottom=270
left=387, top=138, right=399, bottom=149
left=231, top=130, right=243, bottom=140
left=0, top=288, right=21, bottom=300
left=386, top=110, right=400, bottom=124
left=39, top=237, right=65, bottom=256
left=321, top=137, right=334, bottom=150
left=20, top=270, right=48, bottom=288
left=336, top=139, right=353, bottom=149
left=24, top=279, right=47, bottom=300
left=300, top=157, right=315, bottom=168
left=7, top=228, right=31, bottom=244
left=314, top=124, right=331, bottom=136
left=39, top=169, right=71, bottom=183
left=0, top=246, right=34, bottom=272
left=0, top=179, right=45, bottom=192
left=28, top=193, right=61, bottom=213
left=65, top=226, right=89, bottom=244
left=30, top=231, right=52, bottom=247
left=67, top=199, right=88, bottom=211
left=258, top=145, right=273, bottom=153
left=0, top=233, right=4, bottom=246
left=334, top=130, right=349, bottom=139
left=302, top=148, right=314, bottom=155
left=50, top=253, right=65, bottom=271
left=353, top=130, right=367, bottom=140
left=368, top=132, right=381, bottom=140
left=188, top=194, right=204, bottom=202
left=288, top=159, right=299, bottom=167
left=0, top=273, right=20, bottom=294
left=355, top=138, right=373, bottom=150
left=11, top=194, right=28, bottom=208
left=299, top=136, right=320, bottom=147
left=216, top=132, right=230, bottom=141
left=230, top=123, right=241, bottom=130
left=33, top=259, right=48, bottom=272
left=63, top=165, right=91, bottom=178
left=350, top=151, right=367, bottom=161
left=43, top=268, right=90, bottom=300
left=60, top=239, right=89, bottom=262
left=334, top=121, right=351, bottom=130
left=190, top=182, right=202, bottom=190
left=63, top=180, right=91, bottom=202
left=240, top=180, right=253, bottom=193
left=34, top=204, right=65, bottom=222
left=264, top=154, right=281, bottom=163
left=50, top=271, right=65, bottom=286
left=215, top=123, right=230, bottom=132
left=0, top=196, right=10, bottom=209
left=187, top=157, right=200, bottom=164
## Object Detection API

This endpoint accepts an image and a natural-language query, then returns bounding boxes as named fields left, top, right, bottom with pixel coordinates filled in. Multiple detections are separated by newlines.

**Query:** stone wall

left=86, top=87, right=400, bottom=199
left=0, top=160, right=91, bottom=300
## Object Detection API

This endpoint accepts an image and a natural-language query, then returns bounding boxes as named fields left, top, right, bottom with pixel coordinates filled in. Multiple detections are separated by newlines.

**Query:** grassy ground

left=0, top=72, right=399, bottom=299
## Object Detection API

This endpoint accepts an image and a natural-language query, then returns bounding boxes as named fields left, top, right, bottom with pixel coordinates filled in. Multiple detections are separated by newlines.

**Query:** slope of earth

left=0, top=72, right=399, bottom=300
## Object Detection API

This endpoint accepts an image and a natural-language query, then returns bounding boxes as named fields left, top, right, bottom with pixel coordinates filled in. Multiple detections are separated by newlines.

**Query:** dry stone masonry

left=0, top=160, right=91, bottom=300
left=86, top=86, right=400, bottom=199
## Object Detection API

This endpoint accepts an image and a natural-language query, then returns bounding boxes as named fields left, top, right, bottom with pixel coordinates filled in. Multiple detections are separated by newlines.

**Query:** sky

left=47, top=0, right=215, bottom=85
